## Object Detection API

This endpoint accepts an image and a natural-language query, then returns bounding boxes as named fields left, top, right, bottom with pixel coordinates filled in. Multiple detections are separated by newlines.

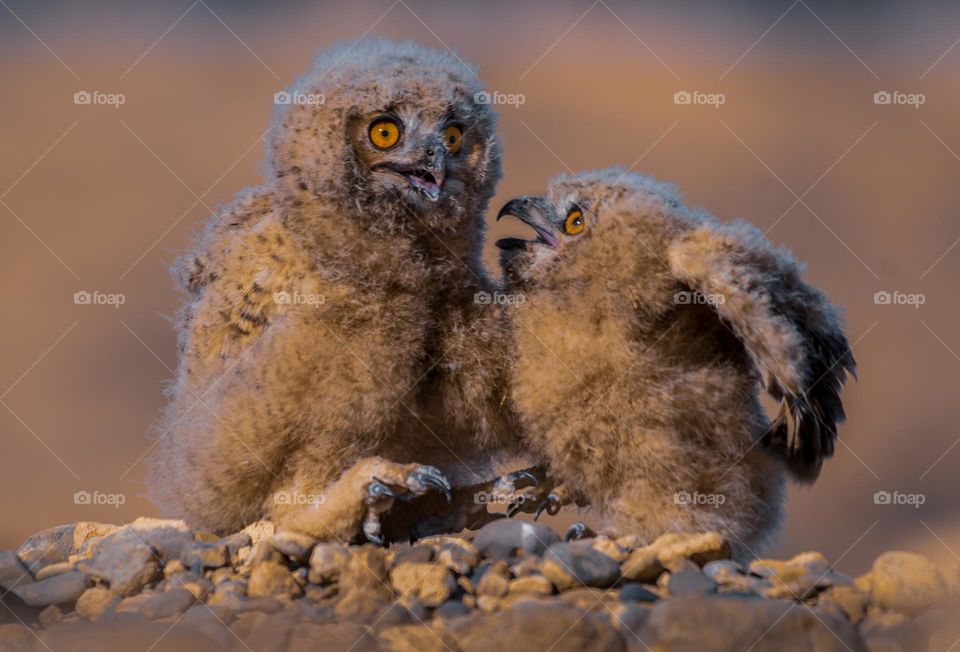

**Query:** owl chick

left=148, top=39, right=515, bottom=544
left=495, top=168, right=855, bottom=556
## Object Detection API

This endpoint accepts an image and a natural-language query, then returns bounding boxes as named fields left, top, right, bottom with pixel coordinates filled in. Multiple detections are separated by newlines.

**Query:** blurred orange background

left=1, top=0, right=958, bottom=577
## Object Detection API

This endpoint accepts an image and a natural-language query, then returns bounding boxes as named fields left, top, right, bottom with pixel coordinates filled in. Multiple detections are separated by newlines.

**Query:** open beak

left=378, top=163, right=444, bottom=201
left=495, top=196, right=560, bottom=250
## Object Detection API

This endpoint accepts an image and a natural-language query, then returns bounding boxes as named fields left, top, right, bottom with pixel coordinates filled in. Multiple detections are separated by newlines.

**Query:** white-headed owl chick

left=147, top=39, right=516, bottom=544
left=494, top=168, right=855, bottom=557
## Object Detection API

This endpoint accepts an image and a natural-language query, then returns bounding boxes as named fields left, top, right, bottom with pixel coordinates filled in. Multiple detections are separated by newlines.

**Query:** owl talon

left=407, top=465, right=453, bottom=503
left=363, top=510, right=385, bottom=546
left=367, top=477, right=404, bottom=504
left=564, top=522, right=595, bottom=541
left=534, top=492, right=564, bottom=520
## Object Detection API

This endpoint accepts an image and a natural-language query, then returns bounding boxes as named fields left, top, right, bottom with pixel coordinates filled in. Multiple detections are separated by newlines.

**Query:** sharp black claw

left=415, top=468, right=453, bottom=503
left=365, top=530, right=385, bottom=546
left=515, top=470, right=538, bottom=486
left=564, top=522, right=594, bottom=542
left=506, top=502, right=523, bottom=518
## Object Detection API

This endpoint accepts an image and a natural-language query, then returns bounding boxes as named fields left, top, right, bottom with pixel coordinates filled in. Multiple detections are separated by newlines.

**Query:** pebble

left=11, top=570, right=91, bottom=606
left=180, top=540, right=229, bottom=571
left=0, top=550, right=32, bottom=591
left=619, top=582, right=660, bottom=603
left=308, top=543, right=350, bottom=584
left=508, top=574, right=553, bottom=596
left=473, top=519, right=561, bottom=560
left=247, top=561, right=303, bottom=598
left=270, top=531, right=318, bottom=564
left=860, top=551, right=949, bottom=616
left=82, top=529, right=162, bottom=595
left=540, top=542, right=621, bottom=590
left=749, top=551, right=839, bottom=599
left=389, top=562, right=457, bottom=607
left=476, top=561, right=510, bottom=597
left=75, top=586, right=117, bottom=619
left=663, top=568, right=718, bottom=597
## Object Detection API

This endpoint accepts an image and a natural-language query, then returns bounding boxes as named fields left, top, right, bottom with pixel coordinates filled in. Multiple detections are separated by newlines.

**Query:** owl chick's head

left=267, top=39, right=501, bottom=234
left=496, top=167, right=694, bottom=286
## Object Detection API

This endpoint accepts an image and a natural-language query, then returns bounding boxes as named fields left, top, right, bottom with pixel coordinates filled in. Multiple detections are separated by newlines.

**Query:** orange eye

left=443, top=125, right=463, bottom=154
left=564, top=207, right=585, bottom=235
left=369, top=119, right=401, bottom=149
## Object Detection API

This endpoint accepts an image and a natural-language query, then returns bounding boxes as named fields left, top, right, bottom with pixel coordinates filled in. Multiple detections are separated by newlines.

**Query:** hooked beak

left=495, top=196, right=560, bottom=250
left=374, top=145, right=445, bottom=202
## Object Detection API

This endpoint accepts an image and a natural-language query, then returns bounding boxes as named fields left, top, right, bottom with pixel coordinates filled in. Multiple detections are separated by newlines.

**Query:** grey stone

left=665, top=568, right=717, bottom=597
left=83, top=529, right=161, bottom=595
left=473, top=519, right=561, bottom=560
left=11, top=570, right=90, bottom=606
left=541, top=542, right=621, bottom=590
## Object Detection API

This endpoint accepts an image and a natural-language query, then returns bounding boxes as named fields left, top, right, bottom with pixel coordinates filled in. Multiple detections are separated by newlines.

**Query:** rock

left=34, top=561, right=75, bottom=581
left=38, top=605, right=63, bottom=628
left=476, top=561, right=510, bottom=598
left=592, top=537, right=629, bottom=563
left=750, top=551, right=842, bottom=600
left=180, top=541, right=228, bottom=571
left=435, top=542, right=479, bottom=574
left=818, top=584, right=868, bottom=624
left=541, top=543, right=621, bottom=590
left=11, top=570, right=90, bottom=606
left=83, top=529, right=161, bottom=595
left=477, top=594, right=500, bottom=612
left=390, top=562, right=456, bottom=607
left=860, top=609, right=928, bottom=651
left=641, top=595, right=863, bottom=651
left=702, top=559, right=742, bottom=581
left=16, top=524, right=74, bottom=571
left=247, top=561, right=303, bottom=598
left=243, top=520, right=276, bottom=546
left=861, top=551, right=949, bottom=616
left=115, top=587, right=196, bottom=619
left=473, top=519, right=561, bottom=560
left=447, top=600, right=625, bottom=652
left=393, top=545, right=434, bottom=566
left=219, top=530, right=252, bottom=562
left=509, top=555, right=542, bottom=577
left=379, top=624, right=455, bottom=652
left=178, top=604, right=235, bottom=649
left=607, top=601, right=647, bottom=633
left=620, top=546, right=665, bottom=583
left=164, top=570, right=212, bottom=600
left=75, top=586, right=117, bottom=619
left=664, top=568, right=717, bottom=597
left=126, top=518, right=194, bottom=561
left=434, top=600, right=471, bottom=618
left=336, top=547, right=393, bottom=620
left=308, top=543, right=350, bottom=584
left=651, top=531, right=730, bottom=568
left=0, top=550, right=32, bottom=591
left=558, top=586, right=618, bottom=610
left=270, top=531, right=317, bottom=564
left=288, top=622, right=376, bottom=652
left=71, top=522, right=119, bottom=551
left=508, top=574, right=554, bottom=596
left=620, top=582, right=660, bottom=603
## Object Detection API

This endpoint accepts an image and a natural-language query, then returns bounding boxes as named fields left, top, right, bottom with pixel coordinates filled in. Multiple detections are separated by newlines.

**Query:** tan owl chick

left=495, top=168, right=856, bottom=557
left=148, top=39, right=515, bottom=545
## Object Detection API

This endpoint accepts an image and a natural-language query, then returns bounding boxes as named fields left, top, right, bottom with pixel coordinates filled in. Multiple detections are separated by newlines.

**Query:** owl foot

left=491, top=467, right=544, bottom=516
left=362, top=464, right=452, bottom=545
left=564, top=522, right=596, bottom=541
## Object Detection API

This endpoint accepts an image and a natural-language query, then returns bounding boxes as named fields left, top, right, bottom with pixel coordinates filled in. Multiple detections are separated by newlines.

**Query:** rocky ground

left=0, top=517, right=956, bottom=651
